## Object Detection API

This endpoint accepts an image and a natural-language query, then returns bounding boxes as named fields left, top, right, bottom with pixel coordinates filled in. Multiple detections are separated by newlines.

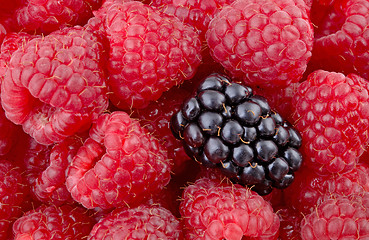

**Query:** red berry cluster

left=0, top=0, right=369, bottom=239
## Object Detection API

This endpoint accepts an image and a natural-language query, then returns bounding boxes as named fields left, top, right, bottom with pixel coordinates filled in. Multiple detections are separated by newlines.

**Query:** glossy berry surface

left=66, top=111, right=172, bottom=209
left=89, top=0, right=202, bottom=109
left=171, top=73, right=303, bottom=195
left=300, top=193, right=369, bottom=239
left=180, top=178, right=280, bottom=240
left=12, top=204, right=95, bottom=240
left=292, top=70, right=369, bottom=174
left=206, top=0, right=313, bottom=88
left=88, top=204, right=182, bottom=239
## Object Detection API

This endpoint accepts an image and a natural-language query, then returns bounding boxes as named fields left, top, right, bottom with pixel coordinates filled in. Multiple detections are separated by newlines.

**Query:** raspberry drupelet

left=88, top=204, right=183, bottom=240
left=300, top=192, right=369, bottom=239
left=131, top=85, right=192, bottom=174
left=15, top=0, right=102, bottom=34
left=88, top=0, right=202, bottom=109
left=180, top=177, right=280, bottom=240
left=292, top=70, right=369, bottom=174
left=12, top=204, right=95, bottom=240
left=309, top=0, right=369, bottom=79
left=151, top=0, right=237, bottom=40
left=206, top=0, right=314, bottom=88
left=283, top=163, right=369, bottom=214
left=1, top=26, right=109, bottom=145
left=66, top=111, right=172, bottom=209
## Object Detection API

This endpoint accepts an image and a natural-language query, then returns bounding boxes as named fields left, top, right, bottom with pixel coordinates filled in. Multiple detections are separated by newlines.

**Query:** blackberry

left=171, top=73, right=303, bottom=195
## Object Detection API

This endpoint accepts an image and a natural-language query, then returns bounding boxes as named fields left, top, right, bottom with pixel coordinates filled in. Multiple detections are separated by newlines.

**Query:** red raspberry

left=131, top=85, right=191, bottom=174
left=7, top=132, right=83, bottom=205
left=12, top=204, right=95, bottom=240
left=309, top=0, right=369, bottom=79
left=88, top=204, right=182, bottom=239
left=180, top=178, right=280, bottom=240
left=151, top=0, right=236, bottom=40
left=196, top=166, right=285, bottom=207
left=66, top=111, right=172, bottom=209
left=11, top=132, right=52, bottom=187
left=206, top=0, right=313, bottom=88
left=283, top=163, right=369, bottom=214
left=1, top=26, right=109, bottom=145
left=32, top=135, right=85, bottom=205
left=15, top=0, right=102, bottom=34
left=0, top=32, right=35, bottom=85
left=300, top=193, right=369, bottom=239
left=0, top=159, right=27, bottom=239
left=89, top=0, right=202, bottom=109
left=292, top=70, right=369, bottom=174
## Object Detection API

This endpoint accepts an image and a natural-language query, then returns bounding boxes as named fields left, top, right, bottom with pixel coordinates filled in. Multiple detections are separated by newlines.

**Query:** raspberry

left=32, top=135, right=85, bottom=205
left=309, top=0, right=369, bottom=79
left=171, top=73, right=303, bottom=195
left=15, top=0, right=102, bottom=34
left=282, top=163, right=369, bottom=214
left=151, top=0, right=236, bottom=40
left=0, top=159, right=27, bottom=239
left=66, top=111, right=172, bottom=209
left=89, top=0, right=202, bottom=109
left=292, top=70, right=369, bottom=174
left=131, top=85, right=191, bottom=174
left=6, top=132, right=81, bottom=205
left=300, top=193, right=369, bottom=239
left=12, top=204, right=95, bottom=240
left=1, top=26, right=109, bottom=145
left=11, top=132, right=52, bottom=188
left=180, top=177, right=280, bottom=240
left=88, top=204, right=182, bottom=239
left=206, top=0, right=313, bottom=88
left=0, top=32, right=35, bottom=85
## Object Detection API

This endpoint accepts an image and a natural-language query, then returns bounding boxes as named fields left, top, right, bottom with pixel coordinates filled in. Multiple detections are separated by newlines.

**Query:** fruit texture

left=0, top=32, right=35, bottom=85
left=131, top=85, right=191, bottom=174
left=0, top=159, right=27, bottom=239
left=66, top=111, right=172, bottom=209
left=283, top=163, right=369, bottom=214
left=89, top=0, right=202, bottom=109
left=12, top=204, right=95, bottom=240
left=32, top=135, right=85, bottom=205
left=292, top=70, right=369, bottom=174
left=180, top=177, right=280, bottom=240
left=310, top=0, right=369, bottom=79
left=1, top=26, right=109, bottom=145
left=88, top=204, right=183, bottom=239
left=171, top=73, right=303, bottom=195
left=151, top=0, right=237, bottom=40
left=206, top=0, right=313, bottom=88
left=300, top=193, right=369, bottom=239
left=15, top=0, right=102, bottom=34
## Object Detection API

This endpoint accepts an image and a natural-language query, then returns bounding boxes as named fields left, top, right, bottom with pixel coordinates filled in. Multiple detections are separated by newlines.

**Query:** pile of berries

left=1, top=0, right=369, bottom=239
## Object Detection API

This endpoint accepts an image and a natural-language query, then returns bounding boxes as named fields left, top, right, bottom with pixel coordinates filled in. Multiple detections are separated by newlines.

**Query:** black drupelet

left=171, top=73, right=303, bottom=195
